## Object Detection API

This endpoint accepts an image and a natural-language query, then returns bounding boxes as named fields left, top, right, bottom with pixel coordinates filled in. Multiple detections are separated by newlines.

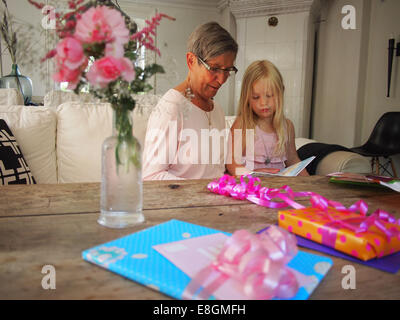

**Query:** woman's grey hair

left=187, top=22, right=238, bottom=61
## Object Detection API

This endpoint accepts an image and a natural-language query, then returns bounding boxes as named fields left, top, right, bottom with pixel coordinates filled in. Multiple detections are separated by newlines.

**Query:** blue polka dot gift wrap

left=82, top=219, right=332, bottom=300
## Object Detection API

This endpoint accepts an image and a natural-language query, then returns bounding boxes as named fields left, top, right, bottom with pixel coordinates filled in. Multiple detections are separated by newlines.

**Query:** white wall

left=217, top=5, right=237, bottom=116
left=311, top=0, right=366, bottom=148
left=0, top=0, right=51, bottom=97
left=362, top=0, right=400, bottom=175
left=312, top=0, right=400, bottom=174
left=362, top=0, right=400, bottom=142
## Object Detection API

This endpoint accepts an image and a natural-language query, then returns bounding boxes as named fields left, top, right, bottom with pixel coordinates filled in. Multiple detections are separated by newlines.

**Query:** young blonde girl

left=226, top=60, right=308, bottom=176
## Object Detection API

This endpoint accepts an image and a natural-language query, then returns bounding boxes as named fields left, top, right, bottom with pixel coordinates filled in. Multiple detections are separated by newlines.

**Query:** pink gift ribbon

left=182, top=225, right=299, bottom=300
left=208, top=175, right=400, bottom=241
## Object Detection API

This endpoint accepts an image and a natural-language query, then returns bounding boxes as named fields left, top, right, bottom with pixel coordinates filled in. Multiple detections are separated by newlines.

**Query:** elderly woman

left=143, top=22, right=238, bottom=180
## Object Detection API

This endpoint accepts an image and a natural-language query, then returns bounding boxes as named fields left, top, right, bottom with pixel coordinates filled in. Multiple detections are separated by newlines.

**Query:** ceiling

left=118, top=0, right=222, bottom=10
left=118, top=0, right=315, bottom=17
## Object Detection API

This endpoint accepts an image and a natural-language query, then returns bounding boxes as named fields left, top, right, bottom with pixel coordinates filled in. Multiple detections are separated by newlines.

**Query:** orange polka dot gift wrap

left=278, top=207, right=400, bottom=261
left=206, top=174, right=400, bottom=262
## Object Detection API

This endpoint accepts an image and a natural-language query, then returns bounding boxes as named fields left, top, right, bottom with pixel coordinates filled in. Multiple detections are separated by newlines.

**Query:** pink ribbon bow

left=183, top=225, right=299, bottom=300
left=308, top=193, right=400, bottom=240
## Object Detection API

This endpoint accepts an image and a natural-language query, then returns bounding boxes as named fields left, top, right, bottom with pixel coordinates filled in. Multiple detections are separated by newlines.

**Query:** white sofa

left=0, top=88, right=25, bottom=106
left=0, top=91, right=371, bottom=183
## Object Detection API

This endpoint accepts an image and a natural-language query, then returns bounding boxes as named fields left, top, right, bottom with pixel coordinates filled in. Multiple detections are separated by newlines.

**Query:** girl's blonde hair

left=237, top=60, right=288, bottom=156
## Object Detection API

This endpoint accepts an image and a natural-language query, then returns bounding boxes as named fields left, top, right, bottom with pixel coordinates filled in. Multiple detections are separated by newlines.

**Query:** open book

left=251, top=156, right=315, bottom=177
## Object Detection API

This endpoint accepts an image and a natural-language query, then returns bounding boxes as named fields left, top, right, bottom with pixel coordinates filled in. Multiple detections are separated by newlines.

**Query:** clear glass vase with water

left=98, top=109, right=144, bottom=228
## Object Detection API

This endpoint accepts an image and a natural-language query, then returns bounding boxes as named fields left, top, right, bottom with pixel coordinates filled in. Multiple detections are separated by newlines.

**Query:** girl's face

left=190, top=51, right=236, bottom=101
left=249, top=77, right=277, bottom=121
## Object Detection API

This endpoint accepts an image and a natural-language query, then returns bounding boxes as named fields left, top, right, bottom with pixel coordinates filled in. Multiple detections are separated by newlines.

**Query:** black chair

left=351, top=112, right=400, bottom=177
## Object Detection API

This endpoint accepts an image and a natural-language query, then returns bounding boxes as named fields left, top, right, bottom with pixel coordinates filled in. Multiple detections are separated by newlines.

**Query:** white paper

left=251, top=156, right=316, bottom=177
left=380, top=181, right=400, bottom=192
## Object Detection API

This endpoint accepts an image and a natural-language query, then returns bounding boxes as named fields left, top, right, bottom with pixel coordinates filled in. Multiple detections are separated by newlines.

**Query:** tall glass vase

left=0, top=64, right=33, bottom=105
left=98, top=108, right=144, bottom=228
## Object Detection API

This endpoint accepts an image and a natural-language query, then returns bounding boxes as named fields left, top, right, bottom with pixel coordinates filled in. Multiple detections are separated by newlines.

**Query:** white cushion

left=56, top=102, right=113, bottom=183
left=0, top=88, right=24, bottom=105
left=316, top=151, right=371, bottom=175
left=295, top=138, right=371, bottom=175
left=56, top=95, right=161, bottom=183
left=0, top=105, right=57, bottom=183
left=44, top=90, right=99, bottom=108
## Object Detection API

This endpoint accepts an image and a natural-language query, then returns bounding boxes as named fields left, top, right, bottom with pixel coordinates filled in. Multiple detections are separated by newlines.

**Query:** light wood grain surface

left=0, top=176, right=399, bottom=299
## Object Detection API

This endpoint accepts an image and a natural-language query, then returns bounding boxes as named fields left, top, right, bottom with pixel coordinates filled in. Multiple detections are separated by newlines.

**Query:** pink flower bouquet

left=29, top=0, right=174, bottom=166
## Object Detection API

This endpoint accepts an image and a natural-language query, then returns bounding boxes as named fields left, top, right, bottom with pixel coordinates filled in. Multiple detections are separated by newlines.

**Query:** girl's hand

left=234, top=167, right=252, bottom=176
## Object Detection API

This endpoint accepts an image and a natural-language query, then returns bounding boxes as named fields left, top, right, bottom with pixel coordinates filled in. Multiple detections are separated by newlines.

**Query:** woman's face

left=190, top=51, right=236, bottom=101
left=249, top=77, right=277, bottom=121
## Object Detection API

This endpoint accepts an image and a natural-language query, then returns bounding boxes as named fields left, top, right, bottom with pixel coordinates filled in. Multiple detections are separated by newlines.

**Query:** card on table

left=328, top=172, right=400, bottom=192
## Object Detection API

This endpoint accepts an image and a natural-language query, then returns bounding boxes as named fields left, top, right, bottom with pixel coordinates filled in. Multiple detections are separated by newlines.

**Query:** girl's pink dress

left=244, top=126, right=287, bottom=170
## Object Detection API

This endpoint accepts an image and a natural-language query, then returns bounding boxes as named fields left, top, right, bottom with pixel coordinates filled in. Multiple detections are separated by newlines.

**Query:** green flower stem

left=113, top=107, right=140, bottom=172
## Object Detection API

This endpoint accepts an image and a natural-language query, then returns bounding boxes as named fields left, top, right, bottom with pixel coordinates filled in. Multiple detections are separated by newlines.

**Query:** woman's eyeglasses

left=197, top=56, right=238, bottom=77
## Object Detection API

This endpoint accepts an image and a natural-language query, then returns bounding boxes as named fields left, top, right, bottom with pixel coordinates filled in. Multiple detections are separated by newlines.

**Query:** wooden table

left=1, top=176, right=399, bottom=300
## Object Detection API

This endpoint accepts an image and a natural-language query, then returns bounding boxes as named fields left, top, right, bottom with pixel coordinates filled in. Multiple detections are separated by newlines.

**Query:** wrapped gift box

left=278, top=207, right=400, bottom=261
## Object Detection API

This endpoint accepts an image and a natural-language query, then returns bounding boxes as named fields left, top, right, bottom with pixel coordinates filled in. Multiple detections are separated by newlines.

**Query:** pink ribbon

left=309, top=194, right=400, bottom=240
left=208, top=174, right=400, bottom=241
left=183, top=225, right=299, bottom=300
left=208, top=174, right=310, bottom=209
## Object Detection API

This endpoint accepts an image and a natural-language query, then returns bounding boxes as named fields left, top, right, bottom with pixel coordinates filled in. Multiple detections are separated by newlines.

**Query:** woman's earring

left=185, top=87, right=195, bottom=100
left=184, top=79, right=195, bottom=101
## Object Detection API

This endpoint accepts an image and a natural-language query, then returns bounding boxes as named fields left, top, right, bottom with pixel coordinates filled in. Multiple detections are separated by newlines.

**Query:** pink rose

left=74, top=6, right=129, bottom=45
left=86, top=56, right=135, bottom=88
left=105, top=42, right=125, bottom=59
left=53, top=64, right=82, bottom=90
left=56, top=37, right=86, bottom=69
left=120, top=57, right=135, bottom=82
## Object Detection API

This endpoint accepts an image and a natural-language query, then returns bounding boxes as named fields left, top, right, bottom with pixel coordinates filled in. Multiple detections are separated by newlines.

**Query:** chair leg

left=374, top=157, right=380, bottom=175
left=370, top=157, right=377, bottom=174
left=389, top=157, right=398, bottom=178
left=374, top=156, right=398, bottom=177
